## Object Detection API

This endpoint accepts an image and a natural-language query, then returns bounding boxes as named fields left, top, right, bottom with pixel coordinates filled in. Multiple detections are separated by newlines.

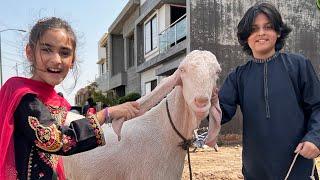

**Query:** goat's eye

left=179, top=68, right=185, bottom=73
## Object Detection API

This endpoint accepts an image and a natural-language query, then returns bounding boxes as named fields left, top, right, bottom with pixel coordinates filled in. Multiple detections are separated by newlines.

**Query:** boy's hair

left=237, top=2, right=292, bottom=55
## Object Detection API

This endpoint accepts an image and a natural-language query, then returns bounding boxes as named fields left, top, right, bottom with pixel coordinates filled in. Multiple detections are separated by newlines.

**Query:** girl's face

left=247, top=13, right=279, bottom=59
left=27, top=29, right=74, bottom=86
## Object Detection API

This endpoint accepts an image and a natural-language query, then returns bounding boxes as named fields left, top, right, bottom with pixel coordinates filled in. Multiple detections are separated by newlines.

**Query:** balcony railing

left=95, top=72, right=109, bottom=91
left=159, top=14, right=187, bottom=53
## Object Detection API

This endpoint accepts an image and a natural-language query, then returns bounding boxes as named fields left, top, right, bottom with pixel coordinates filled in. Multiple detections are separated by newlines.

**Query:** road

left=182, top=145, right=320, bottom=180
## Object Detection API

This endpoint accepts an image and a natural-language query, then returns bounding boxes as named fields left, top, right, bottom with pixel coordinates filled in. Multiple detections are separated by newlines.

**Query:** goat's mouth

left=193, top=105, right=210, bottom=119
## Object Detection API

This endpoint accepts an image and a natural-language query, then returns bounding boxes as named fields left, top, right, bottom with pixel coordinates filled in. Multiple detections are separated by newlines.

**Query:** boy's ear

left=25, top=44, right=34, bottom=62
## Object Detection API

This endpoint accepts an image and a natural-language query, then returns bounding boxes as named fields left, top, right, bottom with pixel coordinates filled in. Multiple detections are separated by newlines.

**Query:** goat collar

left=165, top=99, right=194, bottom=150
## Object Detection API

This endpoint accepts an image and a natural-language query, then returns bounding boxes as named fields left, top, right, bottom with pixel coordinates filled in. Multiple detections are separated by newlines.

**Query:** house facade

left=95, top=33, right=109, bottom=92
left=94, top=0, right=320, bottom=134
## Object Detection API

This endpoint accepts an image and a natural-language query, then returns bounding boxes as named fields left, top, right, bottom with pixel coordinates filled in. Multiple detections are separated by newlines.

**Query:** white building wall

left=158, top=4, right=171, bottom=33
left=140, top=0, right=146, bottom=6
left=98, top=46, right=107, bottom=59
left=140, top=66, right=161, bottom=96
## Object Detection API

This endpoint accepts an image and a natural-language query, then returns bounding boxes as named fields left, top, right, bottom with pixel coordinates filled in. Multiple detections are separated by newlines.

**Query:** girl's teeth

left=48, top=68, right=60, bottom=72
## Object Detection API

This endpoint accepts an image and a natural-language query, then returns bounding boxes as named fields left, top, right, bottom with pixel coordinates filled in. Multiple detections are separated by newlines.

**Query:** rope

left=187, top=147, right=193, bottom=180
left=165, top=99, right=193, bottom=180
left=284, top=151, right=316, bottom=180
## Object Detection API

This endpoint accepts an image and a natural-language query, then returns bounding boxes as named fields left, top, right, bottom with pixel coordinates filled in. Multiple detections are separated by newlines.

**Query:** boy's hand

left=294, top=141, right=320, bottom=159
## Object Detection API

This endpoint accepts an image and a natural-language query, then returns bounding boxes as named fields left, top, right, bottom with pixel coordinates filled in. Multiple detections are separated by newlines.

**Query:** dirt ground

left=182, top=144, right=320, bottom=180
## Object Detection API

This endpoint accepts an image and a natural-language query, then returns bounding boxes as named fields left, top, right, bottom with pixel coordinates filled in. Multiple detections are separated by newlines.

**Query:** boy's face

left=247, top=13, right=279, bottom=59
left=27, top=28, right=74, bottom=86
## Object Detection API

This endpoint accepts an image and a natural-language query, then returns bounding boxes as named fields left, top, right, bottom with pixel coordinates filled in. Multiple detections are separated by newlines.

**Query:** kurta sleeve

left=219, top=70, right=240, bottom=124
left=300, top=60, right=320, bottom=148
left=14, top=93, right=105, bottom=155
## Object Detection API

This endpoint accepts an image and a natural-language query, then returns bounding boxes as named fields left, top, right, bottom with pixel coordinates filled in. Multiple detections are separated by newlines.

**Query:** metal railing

left=95, top=72, right=109, bottom=91
left=159, top=14, right=187, bottom=53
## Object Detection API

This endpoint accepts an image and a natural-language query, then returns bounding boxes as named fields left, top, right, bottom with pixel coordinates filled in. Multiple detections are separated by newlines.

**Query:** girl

left=0, top=17, right=140, bottom=179
left=217, top=2, right=320, bottom=179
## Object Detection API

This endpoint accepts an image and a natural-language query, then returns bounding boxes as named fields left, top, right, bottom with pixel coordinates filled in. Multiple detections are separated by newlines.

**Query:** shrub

left=118, top=92, right=141, bottom=104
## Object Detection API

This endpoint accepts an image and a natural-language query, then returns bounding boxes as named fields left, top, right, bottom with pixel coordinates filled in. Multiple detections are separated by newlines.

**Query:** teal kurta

left=219, top=52, right=320, bottom=179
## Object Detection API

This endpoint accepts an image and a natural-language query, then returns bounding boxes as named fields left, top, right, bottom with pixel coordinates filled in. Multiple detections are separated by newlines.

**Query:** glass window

left=145, top=79, right=157, bottom=94
left=145, top=82, right=151, bottom=94
left=151, top=17, right=158, bottom=49
left=145, top=21, right=151, bottom=53
left=144, top=15, right=157, bottom=54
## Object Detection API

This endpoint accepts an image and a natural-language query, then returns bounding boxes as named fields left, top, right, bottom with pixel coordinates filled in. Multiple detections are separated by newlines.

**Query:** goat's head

left=178, top=50, right=221, bottom=120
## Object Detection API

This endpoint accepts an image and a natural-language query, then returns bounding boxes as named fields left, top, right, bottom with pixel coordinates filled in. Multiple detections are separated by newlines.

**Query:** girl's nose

left=52, top=53, right=63, bottom=64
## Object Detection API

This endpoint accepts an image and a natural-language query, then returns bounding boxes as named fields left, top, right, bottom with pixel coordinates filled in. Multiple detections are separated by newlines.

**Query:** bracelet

left=104, top=107, right=111, bottom=124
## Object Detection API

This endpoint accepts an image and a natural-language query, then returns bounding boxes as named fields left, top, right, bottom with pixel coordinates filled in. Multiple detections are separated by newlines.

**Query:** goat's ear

left=137, top=68, right=182, bottom=115
left=205, top=90, right=222, bottom=147
left=112, top=118, right=125, bottom=141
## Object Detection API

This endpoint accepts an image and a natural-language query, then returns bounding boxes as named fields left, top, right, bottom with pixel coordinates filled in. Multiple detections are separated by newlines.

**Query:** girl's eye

left=60, top=50, right=72, bottom=57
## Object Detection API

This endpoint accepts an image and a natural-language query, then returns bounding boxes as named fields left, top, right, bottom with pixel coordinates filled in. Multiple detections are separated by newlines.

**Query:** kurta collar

left=251, top=51, right=279, bottom=63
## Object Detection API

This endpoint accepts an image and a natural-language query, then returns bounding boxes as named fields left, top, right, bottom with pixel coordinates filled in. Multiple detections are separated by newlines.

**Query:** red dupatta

left=0, top=77, right=70, bottom=180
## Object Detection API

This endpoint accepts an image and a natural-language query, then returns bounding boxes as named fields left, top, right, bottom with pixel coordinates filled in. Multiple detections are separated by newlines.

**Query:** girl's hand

left=108, top=101, right=140, bottom=121
left=294, top=141, right=320, bottom=159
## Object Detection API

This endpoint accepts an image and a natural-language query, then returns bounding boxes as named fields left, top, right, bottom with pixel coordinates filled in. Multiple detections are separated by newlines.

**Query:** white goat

left=63, top=50, right=222, bottom=180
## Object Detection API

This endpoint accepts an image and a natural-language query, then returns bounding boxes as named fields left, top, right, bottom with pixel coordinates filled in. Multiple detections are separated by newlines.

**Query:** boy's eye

left=251, top=24, right=274, bottom=33
left=41, top=48, right=52, bottom=53
left=252, top=27, right=259, bottom=32
left=264, top=24, right=273, bottom=30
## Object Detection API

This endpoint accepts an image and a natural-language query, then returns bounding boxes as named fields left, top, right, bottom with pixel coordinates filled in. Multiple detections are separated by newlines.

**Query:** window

left=145, top=79, right=157, bottom=94
left=99, top=63, right=105, bottom=75
left=144, top=15, right=158, bottom=54
left=128, top=36, right=134, bottom=67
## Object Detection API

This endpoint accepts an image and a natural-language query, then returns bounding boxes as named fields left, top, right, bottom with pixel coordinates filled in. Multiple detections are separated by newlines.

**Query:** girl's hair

left=237, top=2, right=292, bottom=55
left=27, top=17, right=80, bottom=88
left=28, top=17, right=77, bottom=61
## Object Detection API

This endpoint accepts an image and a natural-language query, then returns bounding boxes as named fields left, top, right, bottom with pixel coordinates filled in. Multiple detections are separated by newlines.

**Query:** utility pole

left=0, top=28, right=26, bottom=86
left=15, top=63, right=18, bottom=76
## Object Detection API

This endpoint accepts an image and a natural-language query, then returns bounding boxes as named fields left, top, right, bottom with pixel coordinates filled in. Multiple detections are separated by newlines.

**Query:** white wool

left=63, top=50, right=221, bottom=180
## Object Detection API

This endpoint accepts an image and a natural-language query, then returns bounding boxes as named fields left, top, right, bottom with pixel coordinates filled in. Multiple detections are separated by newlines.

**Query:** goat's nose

left=194, top=97, right=209, bottom=108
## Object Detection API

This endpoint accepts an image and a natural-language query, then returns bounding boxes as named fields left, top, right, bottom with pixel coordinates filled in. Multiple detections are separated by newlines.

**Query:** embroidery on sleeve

left=62, top=135, right=77, bottom=152
left=47, top=105, right=67, bottom=125
left=28, top=116, right=63, bottom=152
left=38, top=151, right=59, bottom=169
left=87, top=115, right=106, bottom=146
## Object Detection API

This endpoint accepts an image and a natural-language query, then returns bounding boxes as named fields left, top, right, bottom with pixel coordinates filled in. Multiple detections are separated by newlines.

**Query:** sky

left=0, top=0, right=129, bottom=105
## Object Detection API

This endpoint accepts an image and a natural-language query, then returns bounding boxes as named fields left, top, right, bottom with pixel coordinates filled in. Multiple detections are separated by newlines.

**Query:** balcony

left=159, top=14, right=187, bottom=53
left=95, top=73, right=109, bottom=92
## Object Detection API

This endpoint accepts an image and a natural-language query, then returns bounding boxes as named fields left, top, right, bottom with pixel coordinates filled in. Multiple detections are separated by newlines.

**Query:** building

left=95, top=33, right=109, bottom=92
left=94, top=0, right=320, bottom=134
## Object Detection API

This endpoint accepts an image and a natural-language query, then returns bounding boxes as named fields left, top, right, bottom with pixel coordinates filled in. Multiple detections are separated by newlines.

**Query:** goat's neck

left=166, top=87, right=198, bottom=140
